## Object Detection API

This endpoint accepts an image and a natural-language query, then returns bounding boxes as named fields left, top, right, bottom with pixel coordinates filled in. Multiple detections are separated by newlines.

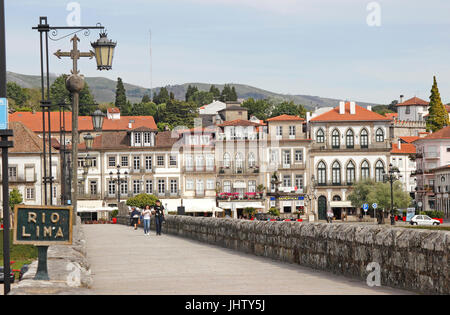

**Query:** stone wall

left=9, top=218, right=93, bottom=295
left=158, top=216, right=449, bottom=295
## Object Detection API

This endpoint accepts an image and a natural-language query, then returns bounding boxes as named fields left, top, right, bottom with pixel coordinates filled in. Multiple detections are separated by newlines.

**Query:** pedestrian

left=142, top=205, right=152, bottom=236
left=131, top=207, right=141, bottom=230
left=327, top=211, right=333, bottom=224
left=154, top=200, right=165, bottom=236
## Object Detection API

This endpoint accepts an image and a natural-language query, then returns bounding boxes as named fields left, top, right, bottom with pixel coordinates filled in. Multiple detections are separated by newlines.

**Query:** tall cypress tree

left=115, top=77, right=127, bottom=112
left=427, top=76, right=449, bottom=132
left=209, top=85, right=221, bottom=99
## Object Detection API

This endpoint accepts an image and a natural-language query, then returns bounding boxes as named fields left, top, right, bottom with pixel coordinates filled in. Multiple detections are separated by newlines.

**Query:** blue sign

left=363, top=203, right=369, bottom=211
left=299, top=197, right=304, bottom=201
left=372, top=203, right=378, bottom=209
left=0, top=98, right=7, bottom=130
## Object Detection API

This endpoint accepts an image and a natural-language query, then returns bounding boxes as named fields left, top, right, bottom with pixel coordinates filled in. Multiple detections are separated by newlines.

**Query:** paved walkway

left=83, top=224, right=412, bottom=295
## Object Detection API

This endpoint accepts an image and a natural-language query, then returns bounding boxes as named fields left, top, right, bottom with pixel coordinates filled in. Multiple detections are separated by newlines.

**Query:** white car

left=410, top=215, right=440, bottom=226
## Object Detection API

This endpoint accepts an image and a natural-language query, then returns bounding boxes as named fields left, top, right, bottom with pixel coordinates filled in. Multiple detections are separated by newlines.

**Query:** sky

left=4, top=0, right=450, bottom=105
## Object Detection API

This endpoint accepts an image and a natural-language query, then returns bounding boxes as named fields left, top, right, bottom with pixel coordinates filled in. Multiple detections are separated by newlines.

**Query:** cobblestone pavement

left=83, top=224, right=413, bottom=295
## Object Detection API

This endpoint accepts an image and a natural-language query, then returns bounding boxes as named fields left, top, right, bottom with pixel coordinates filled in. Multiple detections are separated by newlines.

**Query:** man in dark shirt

left=154, top=200, right=165, bottom=236
left=131, top=207, right=141, bottom=230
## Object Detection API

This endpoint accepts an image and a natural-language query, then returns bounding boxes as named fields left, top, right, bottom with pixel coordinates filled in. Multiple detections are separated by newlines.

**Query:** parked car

left=410, top=215, right=441, bottom=226
left=0, top=267, right=15, bottom=284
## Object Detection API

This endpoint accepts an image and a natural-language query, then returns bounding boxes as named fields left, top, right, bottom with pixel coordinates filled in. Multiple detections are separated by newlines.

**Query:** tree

left=348, top=179, right=377, bottom=216
left=50, top=74, right=96, bottom=114
left=114, top=77, right=127, bottom=112
left=189, top=91, right=214, bottom=107
left=268, top=207, right=280, bottom=217
left=126, top=193, right=158, bottom=209
left=7, top=82, right=28, bottom=108
left=79, top=81, right=96, bottom=116
left=9, top=188, right=23, bottom=211
left=185, top=85, right=199, bottom=102
left=161, top=99, right=199, bottom=128
left=368, top=181, right=411, bottom=213
left=141, top=94, right=151, bottom=103
left=131, top=101, right=157, bottom=116
left=242, top=98, right=272, bottom=120
left=427, top=76, right=449, bottom=132
left=154, top=87, right=170, bottom=105
left=270, top=101, right=306, bottom=118
left=220, top=84, right=237, bottom=102
left=209, top=85, right=221, bottom=99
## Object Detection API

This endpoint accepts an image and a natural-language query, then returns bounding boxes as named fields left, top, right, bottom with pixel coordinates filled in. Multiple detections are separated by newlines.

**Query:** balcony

left=424, top=152, right=439, bottom=159
left=216, top=192, right=264, bottom=200
left=311, top=143, right=390, bottom=151
left=7, top=174, right=37, bottom=183
left=315, top=181, right=351, bottom=188
left=184, top=166, right=216, bottom=173
left=78, top=193, right=101, bottom=200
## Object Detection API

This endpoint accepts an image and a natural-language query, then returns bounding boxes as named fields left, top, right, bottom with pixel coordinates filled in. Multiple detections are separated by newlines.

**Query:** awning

left=182, top=198, right=217, bottom=213
left=330, top=201, right=353, bottom=208
left=218, top=202, right=265, bottom=209
left=77, top=200, right=116, bottom=213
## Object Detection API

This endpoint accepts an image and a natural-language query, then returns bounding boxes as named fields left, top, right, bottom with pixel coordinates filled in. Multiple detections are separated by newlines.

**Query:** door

left=318, top=196, right=327, bottom=220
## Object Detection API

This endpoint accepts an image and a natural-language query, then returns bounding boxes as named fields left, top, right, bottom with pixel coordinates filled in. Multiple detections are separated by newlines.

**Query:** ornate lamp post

left=110, top=165, right=128, bottom=206
left=92, top=109, right=105, bottom=131
left=383, top=163, right=402, bottom=225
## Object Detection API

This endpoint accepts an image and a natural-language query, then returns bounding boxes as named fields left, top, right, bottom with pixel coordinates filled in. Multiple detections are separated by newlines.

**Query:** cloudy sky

left=4, top=0, right=450, bottom=104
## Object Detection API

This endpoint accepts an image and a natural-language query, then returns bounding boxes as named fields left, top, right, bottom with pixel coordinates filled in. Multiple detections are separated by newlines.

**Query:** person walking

left=154, top=200, right=165, bottom=236
left=142, top=205, right=152, bottom=236
left=131, top=207, right=141, bottom=230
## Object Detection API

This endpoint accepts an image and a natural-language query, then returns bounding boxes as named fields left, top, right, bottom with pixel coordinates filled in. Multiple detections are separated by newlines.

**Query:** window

left=206, top=155, right=214, bottom=170
left=295, top=150, right=303, bottom=163
left=318, top=162, right=326, bottom=185
left=248, top=180, right=256, bottom=193
left=332, top=162, right=341, bottom=185
left=120, top=182, right=128, bottom=195
left=361, top=161, right=370, bottom=179
left=283, top=150, right=291, bottom=166
left=223, top=153, right=231, bottom=168
left=276, top=126, right=283, bottom=137
left=223, top=181, right=231, bottom=193
left=145, top=156, right=152, bottom=170
left=316, top=129, right=325, bottom=143
left=26, top=188, right=35, bottom=200
left=121, top=156, right=129, bottom=167
left=332, top=129, right=340, bottom=149
left=375, top=160, right=385, bottom=182
left=108, top=181, right=116, bottom=195
left=248, top=153, right=256, bottom=168
left=295, top=175, right=304, bottom=189
left=145, top=180, right=153, bottom=194
left=90, top=181, right=98, bottom=195
left=269, top=149, right=278, bottom=165
left=196, top=180, right=204, bottom=193
left=108, top=156, right=116, bottom=168
left=185, top=155, right=194, bottom=170
left=133, top=156, right=141, bottom=170
left=144, top=132, right=152, bottom=145
left=346, top=161, right=355, bottom=184
left=170, top=180, right=178, bottom=194
left=405, top=107, right=410, bottom=115
left=134, top=132, right=141, bottom=145
left=346, top=130, right=354, bottom=148
left=186, top=179, right=194, bottom=191
left=283, top=175, right=292, bottom=187
left=195, top=155, right=204, bottom=169
left=376, top=128, right=384, bottom=142
left=235, top=153, right=244, bottom=170
left=207, top=179, right=215, bottom=190
left=157, top=156, right=165, bottom=167
left=158, top=179, right=165, bottom=195
left=133, top=180, right=141, bottom=194
left=8, top=167, right=17, bottom=181
left=360, top=129, right=369, bottom=148
left=169, top=155, right=177, bottom=167
left=289, top=126, right=296, bottom=137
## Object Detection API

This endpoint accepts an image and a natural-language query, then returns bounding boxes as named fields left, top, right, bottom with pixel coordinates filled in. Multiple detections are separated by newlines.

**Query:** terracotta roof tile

left=396, top=97, right=429, bottom=106
left=416, top=126, right=450, bottom=141
left=391, top=143, right=416, bottom=154
left=310, top=103, right=391, bottom=122
left=217, top=119, right=263, bottom=127
left=400, top=136, right=420, bottom=143
left=266, top=114, right=305, bottom=122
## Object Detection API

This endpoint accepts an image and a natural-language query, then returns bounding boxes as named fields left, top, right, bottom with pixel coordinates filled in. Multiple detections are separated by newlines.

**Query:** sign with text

left=0, top=98, right=8, bottom=130
left=13, top=205, right=73, bottom=246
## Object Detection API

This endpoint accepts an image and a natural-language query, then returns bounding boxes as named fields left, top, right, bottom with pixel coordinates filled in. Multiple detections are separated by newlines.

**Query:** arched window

left=248, top=152, right=256, bottom=168
left=332, top=161, right=341, bottom=185
left=223, top=153, right=231, bottom=168
left=318, top=161, right=327, bottom=185
left=332, top=129, right=340, bottom=149
left=333, top=195, right=342, bottom=201
left=317, top=129, right=325, bottom=143
left=361, top=161, right=370, bottom=179
left=375, top=160, right=385, bottom=182
left=346, top=161, right=355, bottom=185
left=346, top=129, right=354, bottom=149
left=236, top=152, right=244, bottom=170
left=360, top=129, right=369, bottom=149
left=376, top=128, right=384, bottom=142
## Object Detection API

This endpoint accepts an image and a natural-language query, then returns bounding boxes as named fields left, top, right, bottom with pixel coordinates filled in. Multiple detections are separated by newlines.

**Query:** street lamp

left=92, top=109, right=105, bottom=131
left=91, top=32, right=117, bottom=70
left=110, top=165, right=128, bottom=206
left=383, top=163, right=402, bottom=225
left=83, top=133, right=94, bottom=151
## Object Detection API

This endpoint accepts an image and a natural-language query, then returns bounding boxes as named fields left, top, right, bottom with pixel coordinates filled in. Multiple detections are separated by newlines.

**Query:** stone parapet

left=157, top=216, right=449, bottom=295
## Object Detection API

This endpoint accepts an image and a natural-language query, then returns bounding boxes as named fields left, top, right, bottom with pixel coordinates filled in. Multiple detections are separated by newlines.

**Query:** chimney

left=350, top=101, right=356, bottom=115
left=306, top=112, right=311, bottom=122
left=339, top=101, right=345, bottom=115
left=367, top=106, right=372, bottom=112
left=400, top=95, right=404, bottom=104
left=398, top=139, right=402, bottom=150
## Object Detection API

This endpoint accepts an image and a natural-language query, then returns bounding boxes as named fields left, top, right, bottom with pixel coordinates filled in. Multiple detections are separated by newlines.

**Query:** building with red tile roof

left=266, top=114, right=305, bottom=122
left=310, top=102, right=391, bottom=122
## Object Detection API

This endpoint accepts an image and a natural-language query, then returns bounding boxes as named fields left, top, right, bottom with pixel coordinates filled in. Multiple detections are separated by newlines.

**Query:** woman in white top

left=142, top=205, right=152, bottom=235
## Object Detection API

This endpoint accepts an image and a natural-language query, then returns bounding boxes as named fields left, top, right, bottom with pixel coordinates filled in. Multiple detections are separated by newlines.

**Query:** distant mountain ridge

left=6, top=71, right=382, bottom=109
